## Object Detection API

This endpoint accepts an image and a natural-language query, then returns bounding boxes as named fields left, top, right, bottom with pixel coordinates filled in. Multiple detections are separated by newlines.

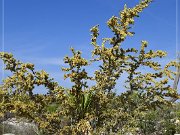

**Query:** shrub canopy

left=0, top=0, right=180, bottom=134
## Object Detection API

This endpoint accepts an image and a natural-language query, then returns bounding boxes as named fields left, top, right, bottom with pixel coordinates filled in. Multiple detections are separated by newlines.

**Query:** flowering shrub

left=0, top=0, right=179, bottom=134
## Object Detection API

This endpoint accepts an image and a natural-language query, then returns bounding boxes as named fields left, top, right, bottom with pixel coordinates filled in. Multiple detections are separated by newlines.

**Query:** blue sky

left=0, top=0, right=179, bottom=93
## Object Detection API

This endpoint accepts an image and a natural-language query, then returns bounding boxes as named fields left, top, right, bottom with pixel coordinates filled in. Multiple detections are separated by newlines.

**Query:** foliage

left=136, top=103, right=180, bottom=135
left=0, top=0, right=180, bottom=134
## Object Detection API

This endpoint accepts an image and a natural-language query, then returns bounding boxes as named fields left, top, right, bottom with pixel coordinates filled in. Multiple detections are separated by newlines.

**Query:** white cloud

left=1, top=55, right=65, bottom=66
left=26, top=57, right=65, bottom=66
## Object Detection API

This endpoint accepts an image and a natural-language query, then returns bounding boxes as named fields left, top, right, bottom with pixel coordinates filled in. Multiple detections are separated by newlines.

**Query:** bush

left=0, top=0, right=179, bottom=134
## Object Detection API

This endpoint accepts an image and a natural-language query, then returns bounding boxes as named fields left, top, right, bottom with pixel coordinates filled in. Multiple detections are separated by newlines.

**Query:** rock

left=2, top=133, right=15, bottom=135
left=0, top=117, right=39, bottom=135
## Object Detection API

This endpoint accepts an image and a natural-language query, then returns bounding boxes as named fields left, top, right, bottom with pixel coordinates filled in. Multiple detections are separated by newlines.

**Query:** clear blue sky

left=0, top=0, right=179, bottom=93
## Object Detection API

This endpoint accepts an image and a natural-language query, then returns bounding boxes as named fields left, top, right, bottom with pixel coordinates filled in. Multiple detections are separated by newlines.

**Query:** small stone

left=3, top=134, right=15, bottom=135
left=0, top=117, right=39, bottom=135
